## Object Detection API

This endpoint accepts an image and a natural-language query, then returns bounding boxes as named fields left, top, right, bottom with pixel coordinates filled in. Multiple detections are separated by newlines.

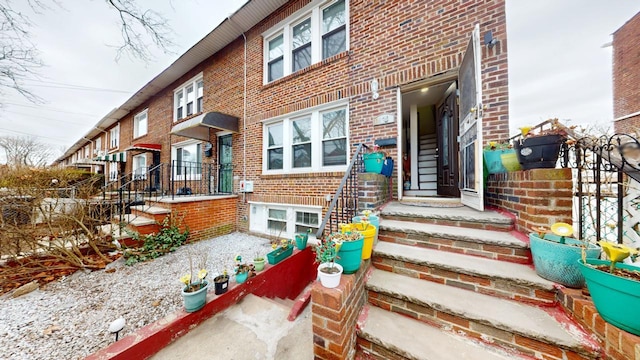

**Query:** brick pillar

left=485, top=168, right=573, bottom=233
left=358, top=173, right=390, bottom=210
left=311, top=262, right=368, bottom=359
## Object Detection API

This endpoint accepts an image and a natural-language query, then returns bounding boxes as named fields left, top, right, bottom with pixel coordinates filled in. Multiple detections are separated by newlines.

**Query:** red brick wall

left=613, top=11, right=640, bottom=134
left=161, top=196, right=238, bottom=241
left=614, top=115, right=640, bottom=136
left=485, top=169, right=573, bottom=233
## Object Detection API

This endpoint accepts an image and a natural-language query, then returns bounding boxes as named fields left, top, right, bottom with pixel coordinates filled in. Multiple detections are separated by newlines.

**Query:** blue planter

left=181, top=281, right=209, bottom=313
left=235, top=271, right=249, bottom=284
left=579, top=259, right=640, bottom=336
left=529, top=233, right=601, bottom=288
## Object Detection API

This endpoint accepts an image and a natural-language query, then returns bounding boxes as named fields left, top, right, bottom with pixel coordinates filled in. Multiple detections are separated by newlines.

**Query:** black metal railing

left=315, top=143, right=368, bottom=239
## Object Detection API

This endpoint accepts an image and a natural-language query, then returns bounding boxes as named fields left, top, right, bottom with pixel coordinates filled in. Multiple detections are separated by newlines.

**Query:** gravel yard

left=0, top=233, right=274, bottom=360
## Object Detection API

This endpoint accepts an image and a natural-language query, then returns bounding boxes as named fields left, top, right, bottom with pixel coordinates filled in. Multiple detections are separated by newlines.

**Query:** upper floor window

left=174, top=74, right=204, bottom=121
left=134, top=109, right=148, bottom=138
left=263, top=0, right=348, bottom=84
left=94, top=137, right=102, bottom=155
left=263, top=103, right=348, bottom=174
left=109, top=124, right=120, bottom=149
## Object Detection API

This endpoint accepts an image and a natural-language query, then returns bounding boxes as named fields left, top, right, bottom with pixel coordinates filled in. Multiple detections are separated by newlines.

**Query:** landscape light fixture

left=108, top=318, right=126, bottom=342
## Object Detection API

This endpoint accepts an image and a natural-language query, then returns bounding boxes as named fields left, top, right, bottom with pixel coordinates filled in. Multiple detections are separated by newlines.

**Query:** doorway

left=218, top=134, right=233, bottom=193
left=400, top=81, right=459, bottom=198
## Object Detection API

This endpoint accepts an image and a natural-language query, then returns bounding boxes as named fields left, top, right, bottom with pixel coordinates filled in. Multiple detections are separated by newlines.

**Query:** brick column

left=311, top=262, right=368, bottom=359
left=485, top=168, right=573, bottom=233
left=358, top=173, right=390, bottom=210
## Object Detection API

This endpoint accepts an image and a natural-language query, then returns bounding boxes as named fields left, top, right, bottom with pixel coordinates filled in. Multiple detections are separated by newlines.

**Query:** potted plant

left=314, top=236, right=343, bottom=288
left=253, top=251, right=266, bottom=272
left=363, top=144, right=385, bottom=174
left=578, top=242, right=640, bottom=336
left=529, top=223, right=601, bottom=288
left=330, top=230, right=364, bottom=274
left=266, top=238, right=294, bottom=265
left=483, top=141, right=520, bottom=174
left=213, top=269, right=229, bottom=295
left=350, top=214, right=377, bottom=260
left=234, top=255, right=254, bottom=284
left=295, top=229, right=312, bottom=250
left=179, top=253, right=209, bottom=313
left=512, top=119, right=568, bottom=170
left=353, top=209, right=380, bottom=243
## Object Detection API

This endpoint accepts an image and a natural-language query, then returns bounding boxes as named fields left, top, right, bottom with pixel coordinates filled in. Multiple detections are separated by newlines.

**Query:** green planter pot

left=295, top=233, right=309, bottom=250
left=529, top=233, right=601, bottom=288
left=579, top=259, right=640, bottom=336
left=235, top=271, right=249, bottom=284
left=181, top=281, right=209, bottom=313
left=267, top=246, right=294, bottom=265
left=336, top=234, right=364, bottom=274
left=363, top=152, right=384, bottom=173
left=253, top=258, right=266, bottom=271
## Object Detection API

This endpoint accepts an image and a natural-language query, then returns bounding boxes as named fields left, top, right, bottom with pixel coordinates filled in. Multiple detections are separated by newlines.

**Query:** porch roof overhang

left=125, top=143, right=162, bottom=152
left=170, top=112, right=239, bottom=141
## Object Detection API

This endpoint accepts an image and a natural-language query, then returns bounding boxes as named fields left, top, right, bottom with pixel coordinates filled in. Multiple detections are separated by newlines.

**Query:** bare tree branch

left=0, top=135, right=50, bottom=167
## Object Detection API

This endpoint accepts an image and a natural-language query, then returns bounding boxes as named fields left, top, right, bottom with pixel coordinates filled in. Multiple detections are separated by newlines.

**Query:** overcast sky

left=1, top=0, right=639, bottom=159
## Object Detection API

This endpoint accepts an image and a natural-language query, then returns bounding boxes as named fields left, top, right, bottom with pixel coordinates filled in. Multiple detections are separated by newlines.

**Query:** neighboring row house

left=54, top=0, right=509, bottom=240
left=612, top=10, right=640, bottom=134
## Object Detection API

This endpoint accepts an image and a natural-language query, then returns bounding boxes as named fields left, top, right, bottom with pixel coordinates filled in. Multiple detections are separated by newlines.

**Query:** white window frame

left=262, top=100, right=349, bottom=174
left=171, top=139, right=203, bottom=180
left=173, top=73, right=204, bottom=122
left=109, top=124, right=120, bottom=149
left=134, top=109, right=148, bottom=138
left=109, top=162, right=118, bottom=182
left=248, top=202, right=321, bottom=240
left=132, top=154, right=147, bottom=180
left=262, top=0, right=349, bottom=84
left=94, top=136, right=102, bottom=155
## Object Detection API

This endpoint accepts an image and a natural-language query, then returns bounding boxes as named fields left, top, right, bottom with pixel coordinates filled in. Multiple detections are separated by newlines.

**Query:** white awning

left=170, top=112, right=239, bottom=141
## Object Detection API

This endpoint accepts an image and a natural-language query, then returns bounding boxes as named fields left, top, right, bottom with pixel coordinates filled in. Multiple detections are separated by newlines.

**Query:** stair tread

left=380, top=219, right=528, bottom=248
left=360, top=306, right=519, bottom=359
left=374, top=242, right=551, bottom=289
left=130, top=204, right=171, bottom=215
left=381, top=202, right=512, bottom=225
left=118, top=214, right=156, bottom=226
left=367, top=269, right=600, bottom=355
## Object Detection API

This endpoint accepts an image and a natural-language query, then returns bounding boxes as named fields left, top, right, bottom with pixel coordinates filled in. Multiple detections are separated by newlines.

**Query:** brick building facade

left=55, top=0, right=510, bottom=239
left=613, top=11, right=640, bottom=135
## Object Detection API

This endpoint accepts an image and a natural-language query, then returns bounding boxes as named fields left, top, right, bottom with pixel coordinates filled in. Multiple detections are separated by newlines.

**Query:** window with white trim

left=134, top=110, right=148, bottom=138
left=172, top=141, right=202, bottom=179
left=109, top=162, right=118, bottom=182
left=94, top=137, right=102, bottom=155
left=249, top=203, right=321, bottom=239
left=263, top=0, right=348, bottom=83
left=133, top=154, right=147, bottom=179
left=174, top=75, right=204, bottom=121
left=263, top=104, right=348, bottom=173
left=109, top=124, right=119, bottom=149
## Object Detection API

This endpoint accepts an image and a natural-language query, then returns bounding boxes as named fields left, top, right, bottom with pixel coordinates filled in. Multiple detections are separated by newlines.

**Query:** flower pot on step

left=295, top=233, right=309, bottom=250
left=213, top=275, right=229, bottom=295
left=317, top=262, right=343, bottom=288
left=336, top=233, right=364, bottom=274
left=253, top=258, right=266, bottom=271
left=267, top=246, right=294, bottom=265
left=181, top=281, right=209, bottom=313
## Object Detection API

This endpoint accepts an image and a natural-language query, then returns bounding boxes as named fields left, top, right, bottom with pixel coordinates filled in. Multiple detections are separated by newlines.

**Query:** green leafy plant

left=124, top=213, right=189, bottom=266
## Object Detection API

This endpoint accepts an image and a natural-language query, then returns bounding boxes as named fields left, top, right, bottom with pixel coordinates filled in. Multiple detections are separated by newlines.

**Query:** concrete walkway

left=150, top=294, right=313, bottom=360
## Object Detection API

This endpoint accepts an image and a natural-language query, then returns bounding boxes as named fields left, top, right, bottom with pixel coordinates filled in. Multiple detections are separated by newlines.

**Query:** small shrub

left=124, top=214, right=189, bottom=266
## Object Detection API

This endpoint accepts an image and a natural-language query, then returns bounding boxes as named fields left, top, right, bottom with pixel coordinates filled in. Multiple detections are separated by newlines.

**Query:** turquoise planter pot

left=579, top=259, right=640, bottom=336
left=295, top=233, right=309, bottom=250
left=529, top=233, right=601, bottom=288
left=181, top=281, right=209, bottom=313
left=336, top=235, right=364, bottom=274
left=363, top=152, right=384, bottom=173
left=267, top=246, right=294, bottom=265
left=353, top=215, right=380, bottom=243
left=235, top=271, right=249, bottom=284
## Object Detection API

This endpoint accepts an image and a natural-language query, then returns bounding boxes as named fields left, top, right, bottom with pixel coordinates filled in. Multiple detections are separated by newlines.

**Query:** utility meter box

left=239, top=180, right=254, bottom=192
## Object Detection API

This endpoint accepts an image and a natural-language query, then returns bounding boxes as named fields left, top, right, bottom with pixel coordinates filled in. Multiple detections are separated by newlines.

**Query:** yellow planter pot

left=352, top=223, right=376, bottom=260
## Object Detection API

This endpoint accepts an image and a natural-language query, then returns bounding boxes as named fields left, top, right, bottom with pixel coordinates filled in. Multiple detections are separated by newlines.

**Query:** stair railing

left=315, top=143, right=368, bottom=239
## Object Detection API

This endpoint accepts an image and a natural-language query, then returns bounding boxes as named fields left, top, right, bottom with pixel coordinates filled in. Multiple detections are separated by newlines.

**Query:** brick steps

left=379, top=219, right=531, bottom=264
left=117, top=214, right=159, bottom=236
left=380, top=202, right=513, bottom=231
left=357, top=305, right=524, bottom=360
left=371, top=242, right=555, bottom=306
left=365, top=269, right=601, bottom=360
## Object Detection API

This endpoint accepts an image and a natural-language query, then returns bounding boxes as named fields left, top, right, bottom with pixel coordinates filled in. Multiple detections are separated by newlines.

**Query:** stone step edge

left=357, top=305, right=527, bottom=360
left=379, top=219, right=529, bottom=249
left=372, top=243, right=553, bottom=293
left=366, top=270, right=600, bottom=358
left=130, top=205, right=171, bottom=215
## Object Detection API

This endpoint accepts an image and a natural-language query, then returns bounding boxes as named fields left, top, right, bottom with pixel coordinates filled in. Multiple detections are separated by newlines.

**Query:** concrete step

left=366, top=269, right=601, bottom=360
left=417, top=182, right=436, bottom=190
left=417, top=166, right=436, bottom=175
left=419, top=174, right=437, bottom=182
left=403, top=189, right=437, bottom=197
left=130, top=204, right=171, bottom=223
left=117, top=214, right=159, bottom=236
left=380, top=201, right=513, bottom=231
left=378, top=219, right=531, bottom=264
left=372, top=242, right=553, bottom=305
left=357, top=305, right=523, bottom=359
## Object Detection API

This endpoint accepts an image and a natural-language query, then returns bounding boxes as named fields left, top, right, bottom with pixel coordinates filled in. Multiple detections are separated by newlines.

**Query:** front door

left=458, top=24, right=484, bottom=211
left=218, top=134, right=233, bottom=193
left=436, top=91, right=459, bottom=197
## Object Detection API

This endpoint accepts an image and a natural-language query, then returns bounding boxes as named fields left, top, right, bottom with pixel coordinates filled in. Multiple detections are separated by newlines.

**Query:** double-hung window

left=134, top=110, right=148, bottom=138
left=94, top=137, right=102, bottom=155
left=133, top=154, right=147, bottom=180
left=174, top=74, right=204, bottom=121
left=109, top=124, right=120, bottom=149
left=263, top=0, right=348, bottom=83
left=295, top=211, right=319, bottom=234
left=264, top=103, right=348, bottom=173
left=173, top=142, right=202, bottom=179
